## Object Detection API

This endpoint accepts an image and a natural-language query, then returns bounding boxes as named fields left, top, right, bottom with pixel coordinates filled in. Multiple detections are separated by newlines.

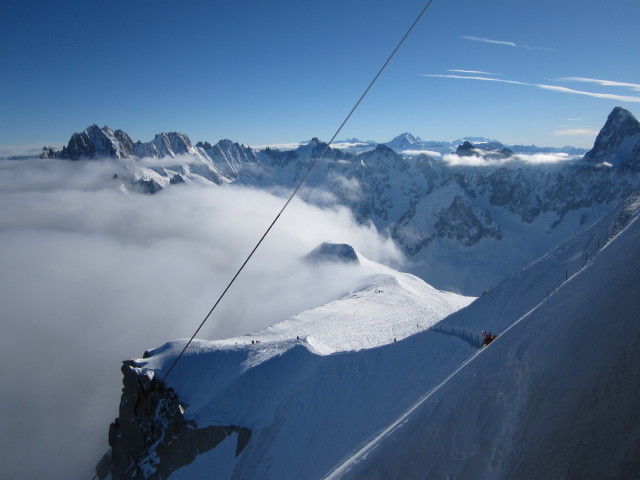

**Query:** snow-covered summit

left=384, top=132, right=424, bottom=151
left=60, top=124, right=134, bottom=159
left=100, top=250, right=474, bottom=478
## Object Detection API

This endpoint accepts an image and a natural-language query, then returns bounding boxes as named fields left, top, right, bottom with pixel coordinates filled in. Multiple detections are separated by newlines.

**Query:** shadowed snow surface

left=328, top=195, right=640, bottom=480
left=135, top=197, right=640, bottom=480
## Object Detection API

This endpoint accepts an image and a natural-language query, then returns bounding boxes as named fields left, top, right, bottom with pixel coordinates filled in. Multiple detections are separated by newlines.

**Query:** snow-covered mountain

left=384, top=132, right=425, bottom=151
left=98, top=245, right=474, bottom=478
left=39, top=108, right=640, bottom=295
left=97, top=186, right=640, bottom=479
left=329, top=191, right=640, bottom=480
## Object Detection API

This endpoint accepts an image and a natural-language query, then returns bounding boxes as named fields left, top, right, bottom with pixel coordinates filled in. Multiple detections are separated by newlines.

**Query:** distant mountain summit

left=455, top=140, right=514, bottom=159
left=583, top=106, right=640, bottom=167
left=385, top=132, right=424, bottom=151
left=44, top=124, right=200, bottom=161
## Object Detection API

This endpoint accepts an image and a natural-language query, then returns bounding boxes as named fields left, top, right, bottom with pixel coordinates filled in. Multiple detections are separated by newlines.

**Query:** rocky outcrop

left=456, top=141, right=477, bottom=157
left=97, top=360, right=251, bottom=480
left=60, top=125, right=134, bottom=160
left=40, top=146, right=58, bottom=158
left=304, top=242, right=360, bottom=264
left=434, top=195, right=501, bottom=247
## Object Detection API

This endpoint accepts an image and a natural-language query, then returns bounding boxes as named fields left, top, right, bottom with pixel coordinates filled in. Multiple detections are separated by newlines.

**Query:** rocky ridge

left=96, top=360, right=251, bottom=480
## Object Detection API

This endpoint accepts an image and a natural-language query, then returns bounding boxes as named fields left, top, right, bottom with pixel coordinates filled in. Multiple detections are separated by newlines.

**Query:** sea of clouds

left=0, top=158, right=403, bottom=478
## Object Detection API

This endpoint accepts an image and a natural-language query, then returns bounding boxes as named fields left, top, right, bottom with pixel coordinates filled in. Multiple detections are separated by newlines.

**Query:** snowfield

left=123, top=191, right=640, bottom=480
left=328, top=193, right=640, bottom=480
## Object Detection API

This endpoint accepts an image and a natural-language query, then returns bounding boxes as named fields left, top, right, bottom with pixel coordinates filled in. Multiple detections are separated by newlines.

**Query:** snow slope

left=327, top=192, right=640, bottom=480
left=210, top=254, right=472, bottom=357
left=113, top=191, right=640, bottom=480
left=119, top=248, right=473, bottom=479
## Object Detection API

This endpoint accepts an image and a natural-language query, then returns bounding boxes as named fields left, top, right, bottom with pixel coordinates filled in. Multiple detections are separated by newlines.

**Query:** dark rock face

left=305, top=242, right=360, bottom=264
left=98, top=360, right=251, bottom=480
left=434, top=195, right=501, bottom=247
left=456, top=141, right=476, bottom=157
left=135, top=178, right=164, bottom=195
left=584, top=106, right=640, bottom=167
left=169, top=174, right=185, bottom=185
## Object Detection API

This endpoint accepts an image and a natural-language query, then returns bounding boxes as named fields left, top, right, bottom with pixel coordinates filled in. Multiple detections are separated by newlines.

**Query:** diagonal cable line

left=160, top=0, right=437, bottom=384
left=92, top=3, right=437, bottom=478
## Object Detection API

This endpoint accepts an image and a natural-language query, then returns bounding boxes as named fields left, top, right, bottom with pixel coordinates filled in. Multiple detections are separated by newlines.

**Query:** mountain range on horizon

left=38, top=127, right=587, bottom=162
left=33, top=107, right=640, bottom=296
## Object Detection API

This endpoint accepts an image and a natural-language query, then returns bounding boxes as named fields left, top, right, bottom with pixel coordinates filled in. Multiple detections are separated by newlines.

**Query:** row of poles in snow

left=427, top=234, right=612, bottom=350
left=429, top=325, right=484, bottom=349
left=541, top=235, right=608, bottom=300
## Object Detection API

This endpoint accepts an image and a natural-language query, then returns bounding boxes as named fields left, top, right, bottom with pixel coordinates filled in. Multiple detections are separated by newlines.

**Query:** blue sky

left=1, top=0, right=639, bottom=153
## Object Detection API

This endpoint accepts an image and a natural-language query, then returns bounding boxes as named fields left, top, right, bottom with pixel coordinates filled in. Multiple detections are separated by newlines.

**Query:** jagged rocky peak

left=304, top=242, right=360, bottom=264
left=294, top=136, right=350, bottom=161
left=150, top=131, right=193, bottom=156
left=52, top=124, right=200, bottom=161
left=40, top=146, right=58, bottom=159
left=60, top=124, right=134, bottom=160
left=385, top=132, right=424, bottom=151
left=373, top=143, right=399, bottom=156
left=196, top=141, right=213, bottom=149
left=456, top=141, right=477, bottom=156
left=584, top=107, right=640, bottom=166
left=295, top=137, right=326, bottom=152
left=355, top=143, right=406, bottom=171
left=456, top=140, right=513, bottom=159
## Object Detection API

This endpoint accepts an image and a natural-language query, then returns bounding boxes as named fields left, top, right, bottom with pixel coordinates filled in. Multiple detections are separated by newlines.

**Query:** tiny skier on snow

left=482, top=330, right=497, bottom=347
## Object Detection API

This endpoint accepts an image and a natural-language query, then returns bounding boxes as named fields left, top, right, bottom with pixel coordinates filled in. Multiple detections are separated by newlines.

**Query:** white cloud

left=513, top=153, right=579, bottom=164
left=522, top=45, right=553, bottom=51
left=556, top=77, right=640, bottom=92
left=460, top=35, right=516, bottom=47
left=421, top=74, right=526, bottom=86
left=447, top=69, right=500, bottom=76
left=326, top=172, right=363, bottom=202
left=0, top=159, right=403, bottom=478
left=401, top=149, right=443, bottom=158
left=553, top=128, right=600, bottom=136
left=420, top=74, right=640, bottom=103
left=459, top=35, right=549, bottom=51
left=442, top=153, right=490, bottom=167
left=536, top=84, right=640, bottom=102
left=0, top=143, right=51, bottom=158
left=442, top=152, right=578, bottom=167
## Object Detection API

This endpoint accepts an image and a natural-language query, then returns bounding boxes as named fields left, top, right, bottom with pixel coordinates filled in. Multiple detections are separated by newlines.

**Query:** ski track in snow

left=323, top=208, right=637, bottom=479
left=193, top=260, right=473, bottom=367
